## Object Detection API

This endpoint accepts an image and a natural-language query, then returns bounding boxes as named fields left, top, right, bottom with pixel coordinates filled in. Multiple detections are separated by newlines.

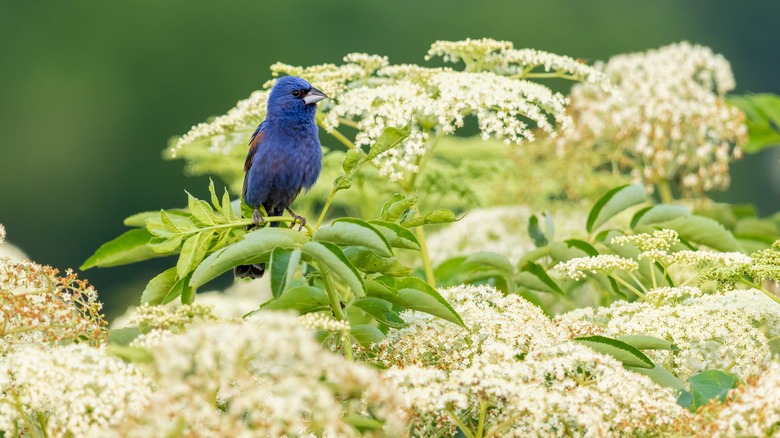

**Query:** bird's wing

left=242, top=121, right=266, bottom=200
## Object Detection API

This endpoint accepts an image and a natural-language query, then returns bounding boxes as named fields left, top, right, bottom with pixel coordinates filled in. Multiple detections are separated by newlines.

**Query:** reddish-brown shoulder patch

left=244, top=130, right=264, bottom=172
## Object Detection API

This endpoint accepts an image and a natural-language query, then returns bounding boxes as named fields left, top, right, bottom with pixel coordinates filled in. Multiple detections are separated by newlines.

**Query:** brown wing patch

left=244, top=130, right=264, bottom=172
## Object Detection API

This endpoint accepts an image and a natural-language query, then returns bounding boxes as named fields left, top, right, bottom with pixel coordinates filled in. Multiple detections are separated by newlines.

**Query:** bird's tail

left=234, top=208, right=282, bottom=279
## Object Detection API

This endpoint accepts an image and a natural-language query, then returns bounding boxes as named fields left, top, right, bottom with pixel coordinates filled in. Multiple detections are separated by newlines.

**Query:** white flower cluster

left=555, top=254, right=640, bottom=280
left=0, top=224, right=4, bottom=244
left=425, top=206, right=587, bottom=266
left=374, top=285, right=686, bottom=435
left=557, top=287, right=777, bottom=380
left=115, top=311, right=405, bottom=437
left=298, top=312, right=350, bottom=332
left=611, top=229, right=680, bottom=252
left=0, top=344, right=152, bottom=437
left=559, top=42, right=747, bottom=195
left=171, top=39, right=603, bottom=184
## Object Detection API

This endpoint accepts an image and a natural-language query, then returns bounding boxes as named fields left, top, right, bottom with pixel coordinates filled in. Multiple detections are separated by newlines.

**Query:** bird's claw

left=252, top=209, right=266, bottom=227
left=286, top=208, right=307, bottom=231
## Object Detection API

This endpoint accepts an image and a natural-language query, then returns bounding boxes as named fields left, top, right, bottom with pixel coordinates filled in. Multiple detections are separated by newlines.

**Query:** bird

left=234, top=76, right=327, bottom=279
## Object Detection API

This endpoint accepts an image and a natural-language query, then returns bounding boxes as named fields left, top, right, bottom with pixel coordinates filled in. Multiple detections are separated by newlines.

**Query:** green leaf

left=222, top=189, right=234, bottom=221
left=564, top=239, right=599, bottom=257
left=626, top=364, right=689, bottom=403
left=587, top=184, right=648, bottom=233
left=575, top=335, right=654, bottom=368
left=107, top=345, right=154, bottom=364
left=618, top=335, right=679, bottom=351
left=528, top=214, right=547, bottom=247
left=689, top=370, right=738, bottom=409
left=378, top=193, right=417, bottom=223
left=517, top=261, right=564, bottom=295
left=401, top=209, right=459, bottom=228
left=176, top=231, right=214, bottom=278
left=107, top=327, right=142, bottom=346
left=727, top=93, right=780, bottom=153
left=369, top=276, right=465, bottom=327
left=140, top=267, right=191, bottom=305
left=365, top=124, right=411, bottom=161
left=146, top=211, right=197, bottom=237
left=124, top=211, right=160, bottom=227
left=343, top=415, right=384, bottom=433
left=655, top=215, right=743, bottom=252
left=259, top=286, right=329, bottom=314
left=342, top=247, right=411, bottom=276
left=342, top=148, right=363, bottom=173
left=81, top=228, right=158, bottom=270
left=352, top=297, right=405, bottom=328
left=631, top=204, right=690, bottom=229
left=187, top=192, right=215, bottom=226
left=180, top=273, right=195, bottom=304
left=190, top=227, right=306, bottom=289
left=463, top=251, right=514, bottom=275
left=368, top=220, right=421, bottom=250
left=313, top=218, right=392, bottom=257
left=148, top=235, right=183, bottom=254
left=270, top=248, right=300, bottom=299
left=301, top=241, right=365, bottom=297
left=208, top=179, right=222, bottom=213
left=350, top=324, right=386, bottom=346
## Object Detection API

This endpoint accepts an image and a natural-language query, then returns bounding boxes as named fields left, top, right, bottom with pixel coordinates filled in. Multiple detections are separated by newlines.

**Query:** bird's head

left=266, top=76, right=328, bottom=120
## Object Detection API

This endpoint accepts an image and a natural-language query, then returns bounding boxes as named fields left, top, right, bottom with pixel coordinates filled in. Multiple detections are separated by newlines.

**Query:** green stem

left=314, top=188, right=338, bottom=231
left=627, top=271, right=649, bottom=293
left=656, top=180, right=674, bottom=204
left=415, top=226, right=436, bottom=286
left=611, top=275, right=646, bottom=300
left=445, top=407, right=475, bottom=438
left=337, top=117, right=360, bottom=129
left=318, top=263, right=353, bottom=360
left=476, top=401, right=489, bottom=438
left=739, top=278, right=780, bottom=305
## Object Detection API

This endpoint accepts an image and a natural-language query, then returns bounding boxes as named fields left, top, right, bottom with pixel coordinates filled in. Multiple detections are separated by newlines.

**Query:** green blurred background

left=1, top=0, right=778, bottom=318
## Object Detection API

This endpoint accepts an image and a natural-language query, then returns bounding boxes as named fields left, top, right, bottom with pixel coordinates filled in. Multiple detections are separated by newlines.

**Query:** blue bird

left=234, top=76, right=327, bottom=279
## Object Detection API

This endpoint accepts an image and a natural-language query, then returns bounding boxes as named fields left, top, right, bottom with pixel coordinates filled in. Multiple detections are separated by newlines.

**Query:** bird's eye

left=291, top=89, right=301, bottom=98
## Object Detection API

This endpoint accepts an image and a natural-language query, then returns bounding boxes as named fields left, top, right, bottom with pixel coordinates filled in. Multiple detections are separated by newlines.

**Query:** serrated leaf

left=342, top=148, right=363, bottom=173
left=342, top=247, right=411, bottom=276
left=352, top=297, right=405, bottom=328
left=222, top=189, right=233, bottom=221
left=626, top=364, right=689, bottom=404
left=575, top=335, right=654, bottom=368
left=180, top=273, right=195, bottom=304
left=366, top=124, right=411, bottom=161
left=270, top=248, right=300, bottom=299
left=631, top=204, right=691, bottom=228
left=187, top=192, right=215, bottom=226
left=107, top=327, right=142, bottom=346
left=313, top=218, right=392, bottom=257
left=124, top=211, right=160, bottom=227
left=378, top=193, right=417, bottom=223
left=301, top=241, right=365, bottom=297
left=618, top=335, right=679, bottom=351
left=190, top=228, right=306, bottom=289
left=176, top=231, right=214, bottom=278
left=148, top=235, right=183, bottom=254
left=587, top=184, right=648, bottom=233
left=81, top=228, right=158, bottom=270
left=140, top=267, right=189, bottom=305
left=350, top=324, right=385, bottom=346
left=370, top=276, right=465, bottom=327
left=517, top=261, right=564, bottom=295
left=147, top=211, right=197, bottom=238
left=564, top=239, right=599, bottom=257
left=401, top=209, right=458, bottom=228
left=656, top=215, right=742, bottom=252
left=259, top=286, right=329, bottom=314
left=463, top=251, right=514, bottom=275
left=208, top=179, right=222, bottom=213
left=689, top=370, right=738, bottom=409
left=368, top=220, right=421, bottom=250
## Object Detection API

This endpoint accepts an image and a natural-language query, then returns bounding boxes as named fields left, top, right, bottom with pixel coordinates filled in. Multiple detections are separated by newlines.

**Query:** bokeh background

left=1, top=0, right=779, bottom=318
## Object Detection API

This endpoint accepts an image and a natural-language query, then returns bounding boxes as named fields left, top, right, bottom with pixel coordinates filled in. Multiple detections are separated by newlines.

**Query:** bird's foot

left=286, top=208, right=307, bottom=231
left=252, top=209, right=266, bottom=227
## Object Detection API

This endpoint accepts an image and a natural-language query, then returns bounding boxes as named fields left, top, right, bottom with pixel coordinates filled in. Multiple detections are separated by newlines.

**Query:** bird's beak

left=303, top=87, right=328, bottom=105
